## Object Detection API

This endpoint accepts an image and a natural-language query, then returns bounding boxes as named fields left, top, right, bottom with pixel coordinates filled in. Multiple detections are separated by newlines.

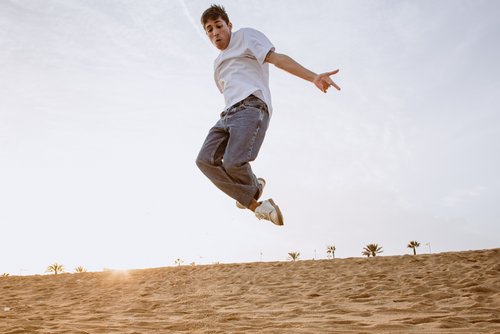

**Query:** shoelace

left=255, top=204, right=272, bottom=220
left=255, top=212, right=268, bottom=220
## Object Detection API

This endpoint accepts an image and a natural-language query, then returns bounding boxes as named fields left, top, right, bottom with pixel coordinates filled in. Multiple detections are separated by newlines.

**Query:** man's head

left=201, top=5, right=232, bottom=50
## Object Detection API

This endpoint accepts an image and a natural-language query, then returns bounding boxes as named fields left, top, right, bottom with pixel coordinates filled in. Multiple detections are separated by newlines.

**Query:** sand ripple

left=1, top=249, right=499, bottom=333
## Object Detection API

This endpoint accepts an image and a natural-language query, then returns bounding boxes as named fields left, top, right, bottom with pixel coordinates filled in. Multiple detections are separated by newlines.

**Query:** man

left=196, top=5, right=340, bottom=226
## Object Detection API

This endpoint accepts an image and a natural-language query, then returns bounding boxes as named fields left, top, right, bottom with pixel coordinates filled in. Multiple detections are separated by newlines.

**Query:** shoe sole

left=236, top=178, right=266, bottom=209
left=268, top=198, right=284, bottom=226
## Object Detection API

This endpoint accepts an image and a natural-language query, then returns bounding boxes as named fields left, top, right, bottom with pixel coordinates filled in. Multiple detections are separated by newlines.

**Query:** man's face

left=204, top=18, right=232, bottom=50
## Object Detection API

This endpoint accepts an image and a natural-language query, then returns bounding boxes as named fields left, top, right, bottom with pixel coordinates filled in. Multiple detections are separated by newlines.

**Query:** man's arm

left=265, top=51, right=340, bottom=93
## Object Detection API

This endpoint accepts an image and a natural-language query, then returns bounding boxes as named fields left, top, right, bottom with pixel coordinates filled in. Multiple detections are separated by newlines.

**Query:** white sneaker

left=255, top=199, right=284, bottom=226
left=236, top=178, right=266, bottom=209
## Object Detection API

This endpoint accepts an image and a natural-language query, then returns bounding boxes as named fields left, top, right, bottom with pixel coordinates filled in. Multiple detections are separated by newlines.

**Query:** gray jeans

left=196, top=95, right=270, bottom=207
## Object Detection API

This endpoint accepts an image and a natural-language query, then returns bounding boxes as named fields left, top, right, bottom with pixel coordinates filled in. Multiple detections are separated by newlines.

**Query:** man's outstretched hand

left=313, top=69, right=341, bottom=93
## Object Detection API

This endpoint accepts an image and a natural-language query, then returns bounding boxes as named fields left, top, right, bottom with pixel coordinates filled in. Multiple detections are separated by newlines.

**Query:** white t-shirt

left=214, top=28, right=275, bottom=114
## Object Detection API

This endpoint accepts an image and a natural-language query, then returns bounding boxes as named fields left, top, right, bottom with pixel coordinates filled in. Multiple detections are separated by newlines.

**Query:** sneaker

left=255, top=199, right=284, bottom=226
left=236, top=178, right=266, bottom=209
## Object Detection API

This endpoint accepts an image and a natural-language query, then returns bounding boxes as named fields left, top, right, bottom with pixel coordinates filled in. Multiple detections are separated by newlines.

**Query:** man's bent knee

left=196, top=156, right=208, bottom=170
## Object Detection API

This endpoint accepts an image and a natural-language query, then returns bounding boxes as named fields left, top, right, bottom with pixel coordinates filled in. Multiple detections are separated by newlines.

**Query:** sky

left=1, top=0, right=499, bottom=275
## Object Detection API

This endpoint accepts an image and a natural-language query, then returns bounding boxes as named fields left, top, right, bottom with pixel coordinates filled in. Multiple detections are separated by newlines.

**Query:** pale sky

left=1, top=0, right=499, bottom=275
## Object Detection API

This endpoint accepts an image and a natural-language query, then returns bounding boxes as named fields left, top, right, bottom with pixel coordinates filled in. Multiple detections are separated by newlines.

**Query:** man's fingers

left=322, top=78, right=340, bottom=91
left=314, top=71, right=341, bottom=92
left=325, top=69, right=339, bottom=76
left=318, top=81, right=327, bottom=93
left=330, top=81, right=341, bottom=91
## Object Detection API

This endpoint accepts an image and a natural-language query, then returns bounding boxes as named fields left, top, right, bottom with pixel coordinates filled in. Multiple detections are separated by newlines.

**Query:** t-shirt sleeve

left=245, top=28, right=275, bottom=64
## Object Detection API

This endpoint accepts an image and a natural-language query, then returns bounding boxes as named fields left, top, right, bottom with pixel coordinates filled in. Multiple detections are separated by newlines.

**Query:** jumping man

left=196, top=5, right=341, bottom=226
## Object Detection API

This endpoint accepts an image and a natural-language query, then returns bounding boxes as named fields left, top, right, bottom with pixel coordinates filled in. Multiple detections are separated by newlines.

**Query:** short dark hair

left=200, top=4, right=230, bottom=27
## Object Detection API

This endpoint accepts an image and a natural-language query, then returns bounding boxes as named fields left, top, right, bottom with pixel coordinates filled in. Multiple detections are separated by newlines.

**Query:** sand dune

left=1, top=249, right=499, bottom=333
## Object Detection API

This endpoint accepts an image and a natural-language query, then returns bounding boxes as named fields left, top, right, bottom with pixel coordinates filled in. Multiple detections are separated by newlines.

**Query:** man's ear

left=228, top=21, right=233, bottom=30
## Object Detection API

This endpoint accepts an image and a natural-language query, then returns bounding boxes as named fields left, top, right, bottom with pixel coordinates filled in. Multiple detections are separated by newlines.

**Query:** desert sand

left=1, top=248, right=499, bottom=333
